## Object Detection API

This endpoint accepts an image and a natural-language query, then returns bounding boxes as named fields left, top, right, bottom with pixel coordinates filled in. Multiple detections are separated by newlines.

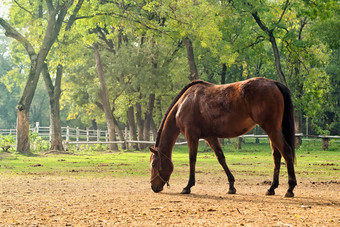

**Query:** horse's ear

left=149, top=146, right=157, bottom=153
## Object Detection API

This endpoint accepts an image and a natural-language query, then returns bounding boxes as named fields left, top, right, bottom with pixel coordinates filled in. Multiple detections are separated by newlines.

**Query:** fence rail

left=0, top=123, right=339, bottom=150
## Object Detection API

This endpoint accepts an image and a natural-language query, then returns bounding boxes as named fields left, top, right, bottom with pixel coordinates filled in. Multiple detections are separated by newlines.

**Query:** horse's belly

left=202, top=116, right=256, bottom=138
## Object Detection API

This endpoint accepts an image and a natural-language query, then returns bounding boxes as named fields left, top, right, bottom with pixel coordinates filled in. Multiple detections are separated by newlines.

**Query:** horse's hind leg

left=206, top=137, right=236, bottom=194
left=266, top=142, right=282, bottom=196
left=266, top=131, right=297, bottom=197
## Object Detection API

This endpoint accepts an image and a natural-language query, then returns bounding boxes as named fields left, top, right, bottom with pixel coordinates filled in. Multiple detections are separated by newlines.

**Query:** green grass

left=0, top=139, right=339, bottom=183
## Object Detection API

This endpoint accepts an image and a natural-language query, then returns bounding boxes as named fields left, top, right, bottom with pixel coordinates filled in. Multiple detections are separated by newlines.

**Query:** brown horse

left=150, top=77, right=297, bottom=197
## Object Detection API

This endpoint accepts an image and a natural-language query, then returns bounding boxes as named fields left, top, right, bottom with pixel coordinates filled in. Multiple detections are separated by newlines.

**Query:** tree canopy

left=1, top=0, right=339, bottom=150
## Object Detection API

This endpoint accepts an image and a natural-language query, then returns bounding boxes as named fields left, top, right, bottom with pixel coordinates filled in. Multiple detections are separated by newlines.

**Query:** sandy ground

left=0, top=174, right=339, bottom=226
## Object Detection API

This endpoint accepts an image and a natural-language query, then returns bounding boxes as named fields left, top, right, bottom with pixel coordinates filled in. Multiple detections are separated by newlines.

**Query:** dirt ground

left=0, top=174, right=339, bottom=226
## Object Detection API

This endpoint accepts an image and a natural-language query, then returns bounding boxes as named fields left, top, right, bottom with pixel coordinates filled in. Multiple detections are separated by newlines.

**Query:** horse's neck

left=158, top=109, right=180, bottom=158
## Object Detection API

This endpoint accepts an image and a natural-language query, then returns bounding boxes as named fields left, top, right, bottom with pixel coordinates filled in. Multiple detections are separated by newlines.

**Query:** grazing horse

left=150, top=77, right=297, bottom=197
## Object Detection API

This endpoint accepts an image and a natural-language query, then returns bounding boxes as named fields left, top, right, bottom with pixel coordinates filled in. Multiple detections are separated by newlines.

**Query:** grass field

left=1, top=139, right=339, bottom=183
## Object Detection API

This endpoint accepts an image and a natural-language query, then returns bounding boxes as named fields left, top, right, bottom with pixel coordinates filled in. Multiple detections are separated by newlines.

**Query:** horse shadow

left=161, top=191, right=340, bottom=208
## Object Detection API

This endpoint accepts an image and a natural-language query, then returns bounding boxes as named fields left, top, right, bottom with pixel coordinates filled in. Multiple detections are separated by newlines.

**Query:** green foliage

left=29, top=132, right=49, bottom=152
left=0, top=134, right=15, bottom=152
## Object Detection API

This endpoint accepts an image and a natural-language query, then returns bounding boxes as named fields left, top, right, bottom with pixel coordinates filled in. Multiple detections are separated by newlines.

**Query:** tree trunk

left=16, top=108, right=30, bottom=154
left=112, top=115, right=126, bottom=150
left=221, top=63, right=227, bottom=84
left=91, top=119, right=98, bottom=130
left=93, top=43, right=118, bottom=150
left=183, top=37, right=199, bottom=80
left=150, top=118, right=157, bottom=141
left=143, top=94, right=155, bottom=147
left=292, top=18, right=307, bottom=147
left=42, top=63, right=64, bottom=151
left=135, top=101, right=144, bottom=150
left=49, top=102, right=63, bottom=151
left=269, top=35, right=287, bottom=85
left=127, top=106, right=138, bottom=150
left=293, top=64, right=303, bottom=147
left=294, top=111, right=302, bottom=147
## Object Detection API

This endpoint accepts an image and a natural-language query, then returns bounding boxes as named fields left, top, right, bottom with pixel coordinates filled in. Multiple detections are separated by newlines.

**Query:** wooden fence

left=0, top=122, right=339, bottom=150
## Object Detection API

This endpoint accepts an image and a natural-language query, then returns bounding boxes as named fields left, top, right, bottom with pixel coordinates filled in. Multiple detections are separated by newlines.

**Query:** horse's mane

left=155, top=80, right=210, bottom=147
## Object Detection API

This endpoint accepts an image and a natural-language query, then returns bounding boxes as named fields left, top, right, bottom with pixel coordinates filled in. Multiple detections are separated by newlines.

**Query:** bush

left=30, top=132, right=50, bottom=152
left=0, top=134, right=15, bottom=152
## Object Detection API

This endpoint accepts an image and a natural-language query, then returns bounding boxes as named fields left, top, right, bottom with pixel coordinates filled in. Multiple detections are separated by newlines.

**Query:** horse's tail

left=275, top=82, right=296, bottom=162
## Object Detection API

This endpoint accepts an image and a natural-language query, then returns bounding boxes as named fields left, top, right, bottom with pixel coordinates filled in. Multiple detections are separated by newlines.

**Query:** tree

left=0, top=0, right=84, bottom=153
left=0, top=2, right=67, bottom=153
left=93, top=43, right=119, bottom=150
left=43, top=0, right=84, bottom=151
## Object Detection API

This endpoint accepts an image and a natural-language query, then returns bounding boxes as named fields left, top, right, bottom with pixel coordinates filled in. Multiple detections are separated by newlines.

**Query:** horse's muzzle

left=151, top=185, right=163, bottom=193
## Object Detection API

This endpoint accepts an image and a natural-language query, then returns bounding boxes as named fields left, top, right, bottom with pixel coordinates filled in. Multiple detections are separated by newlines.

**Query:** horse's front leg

left=181, top=137, right=199, bottom=194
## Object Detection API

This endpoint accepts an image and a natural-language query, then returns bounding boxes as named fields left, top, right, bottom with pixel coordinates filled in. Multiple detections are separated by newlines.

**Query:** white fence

left=1, top=122, right=339, bottom=150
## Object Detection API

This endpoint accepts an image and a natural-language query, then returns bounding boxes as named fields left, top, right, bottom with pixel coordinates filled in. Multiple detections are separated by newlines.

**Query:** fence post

left=255, top=126, right=259, bottom=144
left=65, top=126, right=70, bottom=150
left=97, top=129, right=100, bottom=141
left=34, top=122, right=39, bottom=133
left=76, top=127, right=80, bottom=150
left=238, top=137, right=243, bottom=149
left=86, top=128, right=89, bottom=147
left=322, top=138, right=329, bottom=150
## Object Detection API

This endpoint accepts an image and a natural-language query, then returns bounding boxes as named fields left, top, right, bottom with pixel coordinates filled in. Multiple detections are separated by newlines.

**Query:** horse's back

left=175, top=77, right=284, bottom=138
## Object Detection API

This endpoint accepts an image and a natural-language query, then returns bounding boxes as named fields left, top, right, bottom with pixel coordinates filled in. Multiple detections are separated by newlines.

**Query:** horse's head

left=149, top=146, right=173, bottom=193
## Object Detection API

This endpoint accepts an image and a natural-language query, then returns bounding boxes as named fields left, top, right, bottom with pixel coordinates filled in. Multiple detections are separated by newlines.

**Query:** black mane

left=155, top=80, right=209, bottom=147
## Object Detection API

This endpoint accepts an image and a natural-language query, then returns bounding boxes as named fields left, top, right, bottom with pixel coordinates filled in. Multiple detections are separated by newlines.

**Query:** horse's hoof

left=284, top=191, right=294, bottom=198
left=181, top=188, right=191, bottom=194
left=227, top=188, right=237, bottom=194
left=266, top=189, right=275, bottom=196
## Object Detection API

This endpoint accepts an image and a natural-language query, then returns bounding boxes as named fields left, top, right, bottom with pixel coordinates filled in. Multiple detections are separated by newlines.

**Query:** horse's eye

left=151, top=161, right=157, bottom=168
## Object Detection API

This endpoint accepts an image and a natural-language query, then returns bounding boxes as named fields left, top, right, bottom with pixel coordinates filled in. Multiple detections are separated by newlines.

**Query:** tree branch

left=251, top=11, right=271, bottom=34
left=13, top=0, right=34, bottom=17
left=0, top=17, right=36, bottom=60
left=95, top=101, right=104, bottom=111
left=75, top=12, right=168, bottom=34
left=245, top=36, right=265, bottom=49
left=65, top=0, right=84, bottom=31
left=275, top=0, right=291, bottom=27
left=42, top=63, right=55, bottom=98
left=298, top=17, right=308, bottom=40
left=96, top=26, right=115, bottom=53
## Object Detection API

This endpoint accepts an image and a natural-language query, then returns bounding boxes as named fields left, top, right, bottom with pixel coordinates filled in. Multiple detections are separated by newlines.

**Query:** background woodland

left=0, top=0, right=339, bottom=153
